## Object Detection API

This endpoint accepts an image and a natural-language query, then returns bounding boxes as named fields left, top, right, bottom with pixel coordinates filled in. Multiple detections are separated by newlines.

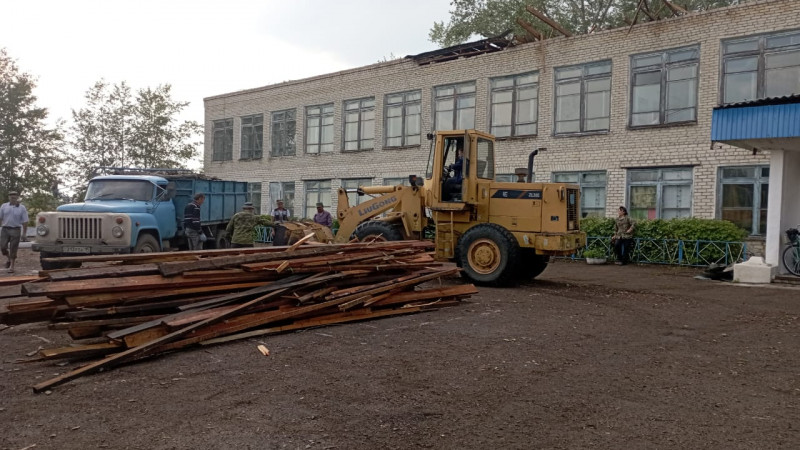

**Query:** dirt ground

left=1, top=247, right=799, bottom=450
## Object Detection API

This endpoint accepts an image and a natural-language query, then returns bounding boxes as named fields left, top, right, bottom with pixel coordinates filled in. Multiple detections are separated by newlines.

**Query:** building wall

left=203, top=0, right=796, bottom=224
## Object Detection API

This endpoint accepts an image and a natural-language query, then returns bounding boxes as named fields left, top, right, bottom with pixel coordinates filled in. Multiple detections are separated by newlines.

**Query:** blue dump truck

left=32, top=171, right=248, bottom=269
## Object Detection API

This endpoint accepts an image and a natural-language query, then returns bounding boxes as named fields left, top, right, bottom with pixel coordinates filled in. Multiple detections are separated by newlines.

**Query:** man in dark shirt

left=184, top=193, right=205, bottom=250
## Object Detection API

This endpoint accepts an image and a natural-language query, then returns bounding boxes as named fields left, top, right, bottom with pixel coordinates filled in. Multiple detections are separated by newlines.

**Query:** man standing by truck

left=226, top=202, right=259, bottom=248
left=184, top=193, right=205, bottom=250
left=0, top=191, right=29, bottom=273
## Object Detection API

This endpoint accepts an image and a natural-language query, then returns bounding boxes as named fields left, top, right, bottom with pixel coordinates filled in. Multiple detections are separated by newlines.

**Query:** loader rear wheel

left=518, top=249, right=550, bottom=279
left=457, top=223, right=520, bottom=286
left=353, top=221, right=404, bottom=242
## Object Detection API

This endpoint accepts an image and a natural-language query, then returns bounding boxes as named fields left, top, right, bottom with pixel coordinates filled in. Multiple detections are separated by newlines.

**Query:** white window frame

left=554, top=60, right=612, bottom=135
left=247, top=182, right=262, bottom=215
left=271, top=109, right=296, bottom=157
left=269, top=181, right=295, bottom=218
left=717, top=165, right=769, bottom=236
left=434, top=82, right=476, bottom=131
left=490, top=72, right=539, bottom=138
left=630, top=45, right=699, bottom=127
left=384, top=91, right=421, bottom=148
left=627, top=167, right=693, bottom=220
left=304, top=179, right=332, bottom=219
left=305, top=104, right=334, bottom=154
left=721, top=29, right=800, bottom=104
left=212, top=118, right=233, bottom=161
left=343, top=98, right=375, bottom=151
left=240, top=114, right=263, bottom=160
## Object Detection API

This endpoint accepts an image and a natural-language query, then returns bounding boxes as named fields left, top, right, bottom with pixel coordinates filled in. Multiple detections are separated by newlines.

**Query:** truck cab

left=33, top=175, right=176, bottom=269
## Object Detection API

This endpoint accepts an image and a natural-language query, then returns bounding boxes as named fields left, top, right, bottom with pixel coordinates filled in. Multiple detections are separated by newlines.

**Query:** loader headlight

left=36, top=225, right=49, bottom=237
left=112, top=226, right=125, bottom=238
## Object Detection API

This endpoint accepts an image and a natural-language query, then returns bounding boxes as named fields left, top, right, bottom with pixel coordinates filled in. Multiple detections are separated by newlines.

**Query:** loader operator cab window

left=443, top=137, right=465, bottom=201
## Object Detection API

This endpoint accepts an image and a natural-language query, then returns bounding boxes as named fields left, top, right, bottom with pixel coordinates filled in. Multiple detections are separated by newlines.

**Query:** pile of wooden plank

left=0, top=240, right=475, bottom=393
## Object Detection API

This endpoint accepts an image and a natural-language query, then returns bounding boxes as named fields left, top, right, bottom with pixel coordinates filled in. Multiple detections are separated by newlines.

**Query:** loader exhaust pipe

left=527, top=147, right=546, bottom=183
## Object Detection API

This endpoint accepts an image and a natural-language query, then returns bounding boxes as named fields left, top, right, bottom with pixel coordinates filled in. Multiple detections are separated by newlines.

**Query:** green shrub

left=579, top=217, right=748, bottom=264
left=582, top=247, right=607, bottom=258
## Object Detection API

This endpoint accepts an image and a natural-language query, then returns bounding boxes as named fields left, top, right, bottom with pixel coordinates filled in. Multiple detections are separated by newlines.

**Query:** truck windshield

left=85, top=180, right=155, bottom=202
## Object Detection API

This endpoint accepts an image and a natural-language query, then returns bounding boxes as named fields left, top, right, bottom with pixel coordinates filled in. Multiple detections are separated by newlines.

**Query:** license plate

left=63, top=246, right=91, bottom=254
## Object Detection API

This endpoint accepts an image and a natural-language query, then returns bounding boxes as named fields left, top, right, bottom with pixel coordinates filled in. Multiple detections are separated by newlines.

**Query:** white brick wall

left=204, top=0, right=794, bottom=219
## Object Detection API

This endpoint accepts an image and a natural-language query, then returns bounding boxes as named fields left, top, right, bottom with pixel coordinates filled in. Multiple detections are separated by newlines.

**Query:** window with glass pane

left=475, top=139, right=494, bottom=179
left=434, top=82, right=475, bottom=130
left=341, top=178, right=371, bottom=206
left=305, top=104, right=334, bottom=154
left=490, top=72, right=539, bottom=137
left=384, top=91, right=421, bottom=147
left=247, top=182, right=262, bottom=214
left=627, top=167, right=692, bottom=220
left=722, top=30, right=800, bottom=104
left=719, top=165, right=769, bottom=235
left=269, top=181, right=295, bottom=217
left=212, top=119, right=233, bottom=161
left=553, top=171, right=606, bottom=217
left=555, top=61, right=611, bottom=134
left=495, top=174, right=517, bottom=182
left=343, top=98, right=375, bottom=151
left=240, top=114, right=263, bottom=159
left=383, top=177, right=411, bottom=186
left=271, top=109, right=296, bottom=157
left=630, top=46, right=698, bottom=127
left=304, top=180, right=331, bottom=219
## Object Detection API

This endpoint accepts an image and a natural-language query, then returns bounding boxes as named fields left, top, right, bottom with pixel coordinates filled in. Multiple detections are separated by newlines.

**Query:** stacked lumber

left=1, top=241, right=475, bottom=393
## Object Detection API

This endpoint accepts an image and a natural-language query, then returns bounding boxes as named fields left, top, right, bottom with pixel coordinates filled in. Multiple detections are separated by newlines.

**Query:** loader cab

left=425, top=130, right=496, bottom=208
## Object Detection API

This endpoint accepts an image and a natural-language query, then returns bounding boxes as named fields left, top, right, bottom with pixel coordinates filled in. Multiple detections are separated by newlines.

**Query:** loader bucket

left=272, top=222, right=334, bottom=246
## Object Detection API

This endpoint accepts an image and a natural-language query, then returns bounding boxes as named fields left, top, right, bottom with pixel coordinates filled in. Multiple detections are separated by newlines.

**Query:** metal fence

left=575, top=236, right=748, bottom=267
left=254, top=227, right=746, bottom=267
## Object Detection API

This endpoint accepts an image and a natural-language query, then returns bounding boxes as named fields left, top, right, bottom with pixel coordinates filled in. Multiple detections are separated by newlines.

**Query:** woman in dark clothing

left=613, top=206, right=635, bottom=265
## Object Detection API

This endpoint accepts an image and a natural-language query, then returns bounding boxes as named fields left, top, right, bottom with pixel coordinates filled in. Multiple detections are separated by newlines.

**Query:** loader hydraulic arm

left=334, top=185, right=426, bottom=243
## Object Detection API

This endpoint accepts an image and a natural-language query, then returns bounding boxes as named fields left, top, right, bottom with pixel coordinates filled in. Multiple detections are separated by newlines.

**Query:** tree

left=69, top=81, right=201, bottom=185
left=128, top=85, right=201, bottom=169
left=430, top=0, right=742, bottom=47
left=69, top=80, right=134, bottom=183
left=0, top=48, right=64, bottom=202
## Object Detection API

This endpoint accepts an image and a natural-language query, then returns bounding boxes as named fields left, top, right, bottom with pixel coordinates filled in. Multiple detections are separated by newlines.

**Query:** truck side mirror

left=160, top=182, right=177, bottom=201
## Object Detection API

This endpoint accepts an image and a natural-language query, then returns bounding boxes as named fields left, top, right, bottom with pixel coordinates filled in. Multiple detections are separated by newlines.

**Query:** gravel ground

left=1, top=248, right=799, bottom=449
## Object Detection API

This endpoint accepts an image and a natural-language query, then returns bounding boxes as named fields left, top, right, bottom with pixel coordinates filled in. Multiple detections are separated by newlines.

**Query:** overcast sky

left=2, top=0, right=453, bottom=134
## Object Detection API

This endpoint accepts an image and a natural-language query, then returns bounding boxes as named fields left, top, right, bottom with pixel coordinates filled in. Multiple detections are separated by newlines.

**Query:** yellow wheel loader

left=335, top=129, right=586, bottom=285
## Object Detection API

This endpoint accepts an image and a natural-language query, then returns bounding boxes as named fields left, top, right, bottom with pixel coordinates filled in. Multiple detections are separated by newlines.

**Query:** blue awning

left=712, top=96, right=800, bottom=142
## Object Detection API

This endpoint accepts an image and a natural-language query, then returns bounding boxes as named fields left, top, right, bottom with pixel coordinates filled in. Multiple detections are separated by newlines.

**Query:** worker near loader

left=313, top=202, right=333, bottom=228
left=226, top=202, right=259, bottom=248
left=271, top=199, right=290, bottom=222
left=612, top=206, right=635, bottom=265
left=443, top=142, right=464, bottom=201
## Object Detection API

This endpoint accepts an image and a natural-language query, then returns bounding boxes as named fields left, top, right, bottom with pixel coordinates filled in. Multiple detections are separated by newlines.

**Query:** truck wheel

left=39, top=252, right=81, bottom=271
left=457, top=223, right=520, bottom=286
left=214, top=230, right=230, bottom=249
left=518, top=249, right=550, bottom=279
left=353, top=221, right=404, bottom=242
left=134, top=234, right=160, bottom=253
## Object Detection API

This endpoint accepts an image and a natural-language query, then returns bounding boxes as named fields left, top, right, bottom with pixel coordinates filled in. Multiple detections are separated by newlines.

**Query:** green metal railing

left=576, top=236, right=748, bottom=267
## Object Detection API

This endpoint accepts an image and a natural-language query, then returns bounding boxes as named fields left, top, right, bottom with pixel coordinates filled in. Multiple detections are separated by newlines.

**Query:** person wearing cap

left=313, top=202, right=332, bottom=228
left=270, top=199, right=290, bottom=222
left=226, top=202, right=260, bottom=248
left=0, top=191, right=29, bottom=273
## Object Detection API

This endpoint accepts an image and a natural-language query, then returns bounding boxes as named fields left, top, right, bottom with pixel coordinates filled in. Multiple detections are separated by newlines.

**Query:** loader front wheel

left=457, top=224, right=519, bottom=286
left=353, top=221, right=404, bottom=242
left=518, top=249, right=550, bottom=279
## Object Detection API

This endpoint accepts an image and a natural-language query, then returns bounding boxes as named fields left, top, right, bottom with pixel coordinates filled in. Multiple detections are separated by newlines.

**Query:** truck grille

left=59, top=217, right=103, bottom=240
left=567, top=188, right=579, bottom=231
